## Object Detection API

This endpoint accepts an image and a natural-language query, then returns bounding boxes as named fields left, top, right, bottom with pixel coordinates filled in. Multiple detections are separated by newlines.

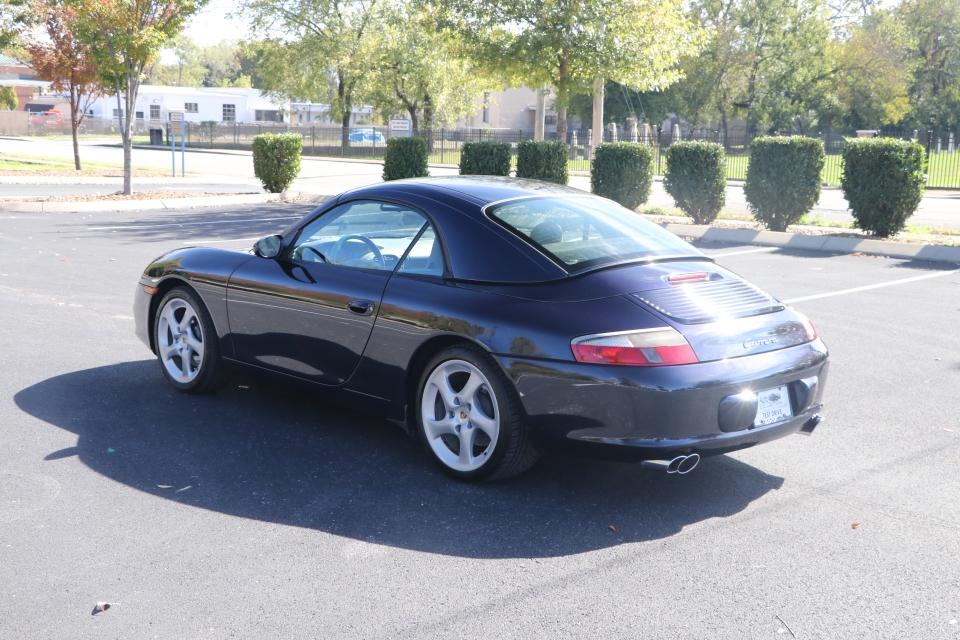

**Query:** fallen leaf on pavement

left=851, top=522, right=861, bottom=529
left=91, top=602, right=111, bottom=615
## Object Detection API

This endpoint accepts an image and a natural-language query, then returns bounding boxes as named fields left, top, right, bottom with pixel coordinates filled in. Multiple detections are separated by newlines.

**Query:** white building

left=86, top=85, right=371, bottom=126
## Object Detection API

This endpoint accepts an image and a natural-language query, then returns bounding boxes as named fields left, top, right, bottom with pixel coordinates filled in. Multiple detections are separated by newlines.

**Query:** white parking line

left=785, top=268, right=959, bottom=303
left=709, top=247, right=779, bottom=258
left=87, top=216, right=300, bottom=231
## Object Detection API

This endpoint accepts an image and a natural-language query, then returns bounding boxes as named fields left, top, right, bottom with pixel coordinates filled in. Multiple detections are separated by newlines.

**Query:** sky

left=184, top=0, right=250, bottom=47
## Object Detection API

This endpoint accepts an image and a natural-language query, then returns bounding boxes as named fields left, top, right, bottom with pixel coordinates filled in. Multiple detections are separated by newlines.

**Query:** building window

left=255, top=109, right=281, bottom=122
left=112, top=108, right=123, bottom=118
left=150, top=105, right=160, bottom=120
left=135, top=111, right=144, bottom=119
left=184, top=102, right=198, bottom=113
left=482, top=92, right=490, bottom=124
left=222, top=104, right=236, bottom=122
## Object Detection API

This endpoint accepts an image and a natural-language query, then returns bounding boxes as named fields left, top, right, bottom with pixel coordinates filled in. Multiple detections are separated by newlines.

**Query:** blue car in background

left=348, top=128, right=387, bottom=146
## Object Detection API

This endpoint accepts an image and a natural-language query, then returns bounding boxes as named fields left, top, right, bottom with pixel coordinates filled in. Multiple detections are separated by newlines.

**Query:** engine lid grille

left=633, top=278, right=784, bottom=324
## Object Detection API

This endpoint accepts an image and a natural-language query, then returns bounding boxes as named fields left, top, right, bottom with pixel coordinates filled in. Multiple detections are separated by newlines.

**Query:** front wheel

left=153, top=287, right=221, bottom=393
left=416, top=346, right=538, bottom=481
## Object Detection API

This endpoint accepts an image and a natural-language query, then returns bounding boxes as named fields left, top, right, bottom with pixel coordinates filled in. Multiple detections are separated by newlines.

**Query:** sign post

left=168, top=111, right=186, bottom=177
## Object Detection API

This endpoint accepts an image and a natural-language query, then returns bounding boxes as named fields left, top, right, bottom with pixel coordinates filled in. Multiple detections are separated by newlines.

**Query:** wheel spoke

left=459, top=373, right=484, bottom=405
left=178, top=352, right=192, bottom=380
left=183, top=333, right=203, bottom=357
left=470, top=412, right=498, bottom=439
left=160, top=343, right=178, bottom=361
left=424, top=416, right=456, bottom=440
left=458, top=427, right=477, bottom=466
left=434, top=376, right=458, bottom=411
left=162, top=305, right=178, bottom=331
left=179, top=308, right=197, bottom=332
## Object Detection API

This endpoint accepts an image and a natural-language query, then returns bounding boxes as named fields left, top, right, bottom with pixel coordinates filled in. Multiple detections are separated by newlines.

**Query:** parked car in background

left=28, top=110, right=65, bottom=128
left=348, top=127, right=386, bottom=146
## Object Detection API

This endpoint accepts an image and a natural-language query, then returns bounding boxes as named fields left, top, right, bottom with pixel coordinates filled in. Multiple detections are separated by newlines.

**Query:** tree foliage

left=436, top=0, right=699, bottom=141
left=367, top=2, right=487, bottom=134
left=0, top=0, right=31, bottom=50
left=0, top=85, right=16, bottom=110
left=242, top=0, right=381, bottom=149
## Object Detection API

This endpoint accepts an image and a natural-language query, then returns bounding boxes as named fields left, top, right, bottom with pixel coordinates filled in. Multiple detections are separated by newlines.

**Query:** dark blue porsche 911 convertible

left=134, top=177, right=828, bottom=481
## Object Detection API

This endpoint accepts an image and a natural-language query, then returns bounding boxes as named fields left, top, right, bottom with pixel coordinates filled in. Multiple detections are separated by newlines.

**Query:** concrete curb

left=0, top=192, right=288, bottom=213
left=663, top=223, right=960, bottom=264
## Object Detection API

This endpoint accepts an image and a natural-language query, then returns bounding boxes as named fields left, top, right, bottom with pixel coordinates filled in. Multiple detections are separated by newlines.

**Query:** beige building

left=458, top=87, right=568, bottom=134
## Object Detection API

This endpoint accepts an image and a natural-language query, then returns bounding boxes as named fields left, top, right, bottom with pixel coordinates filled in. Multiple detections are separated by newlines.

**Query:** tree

left=28, top=2, right=105, bottom=170
left=242, top=0, right=382, bottom=151
left=897, top=0, right=960, bottom=127
left=0, top=0, right=31, bottom=49
left=367, top=3, right=487, bottom=135
left=437, top=0, right=698, bottom=142
left=145, top=35, right=205, bottom=86
left=831, top=11, right=913, bottom=129
left=0, top=85, right=16, bottom=109
left=71, top=0, right=206, bottom=194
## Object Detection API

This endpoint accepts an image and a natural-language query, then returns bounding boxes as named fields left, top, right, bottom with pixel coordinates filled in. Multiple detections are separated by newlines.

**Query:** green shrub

left=516, top=140, right=568, bottom=184
left=459, top=141, right=512, bottom=176
left=663, top=141, right=726, bottom=224
left=383, top=137, right=429, bottom=181
left=841, top=138, right=926, bottom=237
left=590, top=143, right=654, bottom=210
left=744, top=136, right=824, bottom=231
left=252, top=132, right=302, bottom=193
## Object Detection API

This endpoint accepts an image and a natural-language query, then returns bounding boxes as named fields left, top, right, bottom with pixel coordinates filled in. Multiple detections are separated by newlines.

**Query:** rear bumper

left=495, top=339, right=829, bottom=460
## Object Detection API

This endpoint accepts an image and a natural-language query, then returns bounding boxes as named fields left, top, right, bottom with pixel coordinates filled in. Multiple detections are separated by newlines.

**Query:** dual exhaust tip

left=643, top=453, right=701, bottom=475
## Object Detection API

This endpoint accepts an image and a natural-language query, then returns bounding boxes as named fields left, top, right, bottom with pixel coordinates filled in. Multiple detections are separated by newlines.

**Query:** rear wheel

left=416, top=346, right=538, bottom=481
left=153, top=287, right=220, bottom=393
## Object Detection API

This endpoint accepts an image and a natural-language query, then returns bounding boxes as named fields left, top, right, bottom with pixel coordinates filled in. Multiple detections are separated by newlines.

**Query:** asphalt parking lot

left=1, top=203, right=958, bottom=639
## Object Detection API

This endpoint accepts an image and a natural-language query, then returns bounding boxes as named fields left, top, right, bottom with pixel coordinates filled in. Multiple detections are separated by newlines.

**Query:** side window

left=397, top=225, right=444, bottom=277
left=291, top=200, right=427, bottom=272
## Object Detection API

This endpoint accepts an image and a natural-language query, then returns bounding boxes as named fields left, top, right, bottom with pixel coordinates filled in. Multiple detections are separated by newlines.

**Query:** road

left=1, top=204, right=959, bottom=639
left=2, top=136, right=960, bottom=229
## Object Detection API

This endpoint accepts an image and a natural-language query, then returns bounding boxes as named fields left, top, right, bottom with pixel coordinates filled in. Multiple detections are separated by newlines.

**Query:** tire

left=153, top=286, right=221, bottom=393
left=415, top=345, right=539, bottom=481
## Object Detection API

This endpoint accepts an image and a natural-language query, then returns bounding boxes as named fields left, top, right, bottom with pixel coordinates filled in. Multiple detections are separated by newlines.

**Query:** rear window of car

left=488, top=195, right=701, bottom=272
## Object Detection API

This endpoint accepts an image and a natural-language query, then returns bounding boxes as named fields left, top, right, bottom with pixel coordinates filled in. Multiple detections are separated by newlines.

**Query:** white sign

left=169, top=110, right=184, bottom=122
left=389, top=119, right=411, bottom=132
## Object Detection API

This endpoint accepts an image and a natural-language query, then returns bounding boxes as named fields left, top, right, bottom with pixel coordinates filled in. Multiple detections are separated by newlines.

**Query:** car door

left=227, top=199, right=430, bottom=385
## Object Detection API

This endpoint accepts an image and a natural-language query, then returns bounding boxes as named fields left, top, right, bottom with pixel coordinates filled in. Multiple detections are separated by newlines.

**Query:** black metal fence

left=35, top=117, right=960, bottom=188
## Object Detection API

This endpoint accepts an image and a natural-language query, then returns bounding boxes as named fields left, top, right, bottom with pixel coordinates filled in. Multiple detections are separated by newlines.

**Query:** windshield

left=488, top=195, right=702, bottom=272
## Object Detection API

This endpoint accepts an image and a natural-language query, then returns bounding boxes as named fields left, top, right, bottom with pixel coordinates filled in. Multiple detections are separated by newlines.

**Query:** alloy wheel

left=420, top=359, right=500, bottom=472
left=156, top=297, right=205, bottom=384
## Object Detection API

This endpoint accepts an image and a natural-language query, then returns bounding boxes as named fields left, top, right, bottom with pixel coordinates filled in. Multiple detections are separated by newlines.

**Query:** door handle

left=347, top=299, right=375, bottom=315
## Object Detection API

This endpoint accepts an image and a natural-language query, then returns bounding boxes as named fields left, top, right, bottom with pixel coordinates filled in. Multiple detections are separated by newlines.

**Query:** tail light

left=798, top=313, right=817, bottom=341
left=571, top=327, right=699, bottom=366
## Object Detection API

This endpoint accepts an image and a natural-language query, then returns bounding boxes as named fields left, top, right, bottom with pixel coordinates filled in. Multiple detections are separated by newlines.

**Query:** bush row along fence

left=26, top=117, right=960, bottom=189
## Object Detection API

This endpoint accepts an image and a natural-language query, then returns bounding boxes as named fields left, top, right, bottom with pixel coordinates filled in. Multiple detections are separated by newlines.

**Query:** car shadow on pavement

left=15, top=360, right=784, bottom=559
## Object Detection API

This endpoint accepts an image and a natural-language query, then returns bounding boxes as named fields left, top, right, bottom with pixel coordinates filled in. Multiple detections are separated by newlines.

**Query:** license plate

left=754, top=385, right=793, bottom=427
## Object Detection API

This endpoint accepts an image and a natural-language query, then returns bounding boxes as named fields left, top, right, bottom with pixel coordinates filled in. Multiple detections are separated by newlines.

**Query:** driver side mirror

left=254, top=234, right=282, bottom=259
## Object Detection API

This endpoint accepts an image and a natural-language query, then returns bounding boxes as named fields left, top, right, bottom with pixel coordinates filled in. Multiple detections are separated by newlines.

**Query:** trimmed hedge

left=841, top=138, right=926, bottom=237
left=516, top=140, right=568, bottom=184
left=663, top=141, right=726, bottom=224
left=459, top=141, right=512, bottom=176
left=252, top=132, right=303, bottom=193
left=383, top=137, right=429, bottom=181
left=744, top=136, right=824, bottom=231
left=590, top=143, right=654, bottom=209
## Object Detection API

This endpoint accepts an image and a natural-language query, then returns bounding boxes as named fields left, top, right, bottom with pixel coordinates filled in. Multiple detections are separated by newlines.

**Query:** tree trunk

left=422, top=93, right=434, bottom=151
left=338, top=78, right=350, bottom=153
left=70, top=84, right=81, bottom=170
left=555, top=57, right=569, bottom=143
left=121, top=73, right=136, bottom=195
left=406, top=105, right=418, bottom=137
